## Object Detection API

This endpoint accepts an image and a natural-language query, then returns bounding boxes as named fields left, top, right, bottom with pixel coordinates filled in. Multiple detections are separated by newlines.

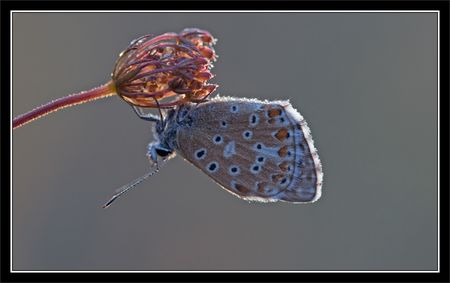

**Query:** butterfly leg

left=132, top=105, right=160, bottom=122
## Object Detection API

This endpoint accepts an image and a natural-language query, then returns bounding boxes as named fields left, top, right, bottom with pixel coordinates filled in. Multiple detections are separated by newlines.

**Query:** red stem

left=13, top=81, right=117, bottom=129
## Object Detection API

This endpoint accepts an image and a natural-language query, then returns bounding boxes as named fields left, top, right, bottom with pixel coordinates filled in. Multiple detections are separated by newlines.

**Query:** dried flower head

left=112, top=28, right=218, bottom=108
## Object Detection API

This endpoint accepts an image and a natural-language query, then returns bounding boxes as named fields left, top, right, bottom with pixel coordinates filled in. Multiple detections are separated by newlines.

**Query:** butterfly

left=103, top=96, right=323, bottom=208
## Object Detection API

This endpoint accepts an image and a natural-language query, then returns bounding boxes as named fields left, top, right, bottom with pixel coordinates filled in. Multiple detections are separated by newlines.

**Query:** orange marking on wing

left=257, top=182, right=266, bottom=193
left=278, top=145, right=288, bottom=157
left=275, top=128, right=289, bottom=141
left=279, top=161, right=290, bottom=172
left=271, top=174, right=285, bottom=182
left=268, top=108, right=282, bottom=117
left=235, top=183, right=251, bottom=195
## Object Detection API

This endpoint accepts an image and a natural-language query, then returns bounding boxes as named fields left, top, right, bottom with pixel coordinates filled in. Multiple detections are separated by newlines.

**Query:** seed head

left=112, top=28, right=218, bottom=108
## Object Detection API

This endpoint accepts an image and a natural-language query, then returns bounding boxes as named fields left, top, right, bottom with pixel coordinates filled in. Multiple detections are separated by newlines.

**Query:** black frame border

left=2, top=1, right=448, bottom=282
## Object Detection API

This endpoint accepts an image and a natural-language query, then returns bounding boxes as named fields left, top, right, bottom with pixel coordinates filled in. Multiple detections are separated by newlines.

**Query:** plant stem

left=13, top=81, right=117, bottom=130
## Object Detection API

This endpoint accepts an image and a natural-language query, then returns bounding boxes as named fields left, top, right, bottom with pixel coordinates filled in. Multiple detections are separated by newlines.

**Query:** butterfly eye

left=156, top=148, right=172, bottom=157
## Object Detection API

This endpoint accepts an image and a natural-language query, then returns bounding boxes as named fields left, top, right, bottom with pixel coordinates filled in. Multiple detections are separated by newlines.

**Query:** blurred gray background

left=12, top=12, right=438, bottom=271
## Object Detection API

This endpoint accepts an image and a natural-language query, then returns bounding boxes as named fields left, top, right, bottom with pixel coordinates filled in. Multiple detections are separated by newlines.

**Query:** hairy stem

left=13, top=81, right=117, bottom=129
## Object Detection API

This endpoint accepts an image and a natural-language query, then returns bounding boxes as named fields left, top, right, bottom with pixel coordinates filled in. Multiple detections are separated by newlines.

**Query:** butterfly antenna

left=102, top=163, right=162, bottom=209
left=153, top=97, right=164, bottom=122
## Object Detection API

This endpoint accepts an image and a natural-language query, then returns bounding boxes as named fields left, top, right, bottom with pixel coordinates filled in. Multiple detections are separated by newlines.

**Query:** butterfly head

left=147, top=105, right=192, bottom=166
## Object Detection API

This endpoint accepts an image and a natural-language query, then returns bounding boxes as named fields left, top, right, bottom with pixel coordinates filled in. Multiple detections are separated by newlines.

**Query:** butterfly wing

left=175, top=96, right=323, bottom=203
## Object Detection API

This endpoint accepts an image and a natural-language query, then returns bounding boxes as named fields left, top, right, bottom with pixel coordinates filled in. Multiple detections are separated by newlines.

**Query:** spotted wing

left=176, top=96, right=323, bottom=203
